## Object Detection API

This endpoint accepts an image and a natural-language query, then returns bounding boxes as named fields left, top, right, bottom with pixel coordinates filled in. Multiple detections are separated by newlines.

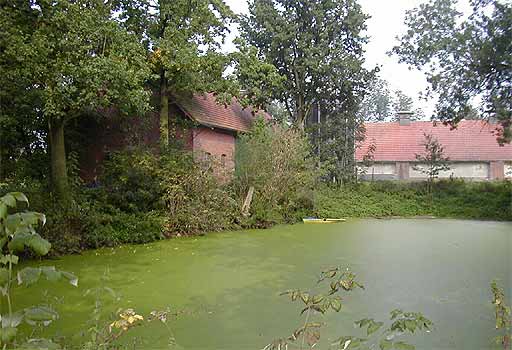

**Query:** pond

left=16, top=219, right=512, bottom=349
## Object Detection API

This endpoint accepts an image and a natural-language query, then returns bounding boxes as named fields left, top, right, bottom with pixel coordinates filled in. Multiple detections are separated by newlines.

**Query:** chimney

left=397, top=111, right=414, bottom=126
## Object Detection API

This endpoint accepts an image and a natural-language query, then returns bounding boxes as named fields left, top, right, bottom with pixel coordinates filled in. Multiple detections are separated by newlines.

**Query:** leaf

left=24, top=306, right=59, bottom=326
left=1, top=193, right=17, bottom=208
left=0, top=267, right=10, bottom=285
left=12, top=192, right=29, bottom=205
left=0, top=203, right=7, bottom=219
left=1, top=311, right=24, bottom=328
left=8, top=232, right=51, bottom=256
left=340, top=279, right=353, bottom=291
left=18, top=267, right=42, bottom=286
left=394, top=341, right=415, bottom=350
left=300, top=292, right=310, bottom=304
left=0, top=254, right=19, bottom=265
left=61, top=271, right=78, bottom=287
left=41, top=266, right=62, bottom=282
left=0, top=326, right=17, bottom=343
left=8, top=232, right=32, bottom=252
left=330, top=281, right=338, bottom=291
left=405, top=319, right=416, bottom=333
left=355, top=318, right=371, bottom=328
left=312, top=295, right=324, bottom=304
left=330, top=298, right=342, bottom=312
left=19, top=338, right=61, bottom=350
left=390, top=309, right=403, bottom=320
left=379, top=339, right=393, bottom=350
left=367, top=321, right=383, bottom=336
left=20, top=212, right=44, bottom=226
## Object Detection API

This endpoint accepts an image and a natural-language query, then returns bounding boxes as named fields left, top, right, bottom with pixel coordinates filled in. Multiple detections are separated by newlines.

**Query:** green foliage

left=358, top=80, right=426, bottom=122
left=94, top=146, right=239, bottom=237
left=241, top=0, right=375, bottom=127
left=230, top=39, right=286, bottom=110
left=235, top=119, right=318, bottom=226
left=392, top=0, right=512, bottom=144
left=161, top=150, right=239, bottom=235
left=491, top=281, right=511, bottom=349
left=315, top=180, right=512, bottom=221
left=265, top=267, right=432, bottom=350
left=0, top=193, right=77, bottom=349
left=83, top=209, right=164, bottom=248
left=413, top=133, right=451, bottom=192
left=333, top=309, right=433, bottom=349
left=1, top=0, right=151, bottom=199
left=265, top=267, right=365, bottom=350
left=358, top=79, right=393, bottom=122
left=99, top=149, right=164, bottom=213
left=148, top=0, right=235, bottom=95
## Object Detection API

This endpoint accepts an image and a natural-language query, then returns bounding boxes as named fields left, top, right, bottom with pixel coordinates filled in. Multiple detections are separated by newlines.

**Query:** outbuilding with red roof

left=79, top=92, right=269, bottom=182
left=355, top=113, right=512, bottom=181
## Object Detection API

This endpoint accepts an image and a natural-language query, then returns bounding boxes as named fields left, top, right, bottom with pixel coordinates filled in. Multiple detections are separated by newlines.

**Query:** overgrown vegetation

left=0, top=192, right=78, bottom=348
left=235, top=119, right=318, bottom=226
left=315, top=180, right=512, bottom=221
left=413, top=133, right=451, bottom=193
left=491, top=281, right=511, bottom=349
left=1, top=120, right=320, bottom=253
left=264, top=267, right=433, bottom=350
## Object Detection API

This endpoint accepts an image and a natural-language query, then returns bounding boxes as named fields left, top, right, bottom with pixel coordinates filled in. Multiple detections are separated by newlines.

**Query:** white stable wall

left=409, top=162, right=489, bottom=179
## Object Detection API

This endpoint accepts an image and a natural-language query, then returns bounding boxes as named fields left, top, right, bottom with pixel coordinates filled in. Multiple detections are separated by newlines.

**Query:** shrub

left=99, top=148, right=164, bottom=213
left=160, top=150, right=239, bottom=235
left=83, top=209, right=164, bottom=248
left=315, top=180, right=512, bottom=221
left=235, top=119, right=318, bottom=225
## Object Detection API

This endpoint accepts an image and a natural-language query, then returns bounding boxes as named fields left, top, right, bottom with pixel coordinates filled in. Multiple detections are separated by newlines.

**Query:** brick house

left=356, top=113, right=512, bottom=181
left=80, top=93, right=269, bottom=182
left=171, top=93, right=270, bottom=172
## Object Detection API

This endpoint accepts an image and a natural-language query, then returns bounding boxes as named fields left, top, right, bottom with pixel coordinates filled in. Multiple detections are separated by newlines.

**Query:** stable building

left=79, top=93, right=269, bottom=182
left=356, top=113, right=512, bottom=181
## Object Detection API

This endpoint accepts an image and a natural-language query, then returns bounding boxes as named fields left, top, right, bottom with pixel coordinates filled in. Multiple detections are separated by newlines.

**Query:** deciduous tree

left=1, top=0, right=150, bottom=201
left=392, top=0, right=512, bottom=144
left=240, top=0, right=374, bottom=128
left=358, top=79, right=393, bottom=122
left=414, top=132, right=451, bottom=192
left=143, top=0, right=236, bottom=147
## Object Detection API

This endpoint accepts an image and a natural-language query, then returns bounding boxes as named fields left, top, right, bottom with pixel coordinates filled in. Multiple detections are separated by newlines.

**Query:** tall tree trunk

left=0, top=134, right=3, bottom=182
left=295, top=94, right=306, bottom=130
left=159, top=70, right=169, bottom=148
left=49, top=116, right=70, bottom=203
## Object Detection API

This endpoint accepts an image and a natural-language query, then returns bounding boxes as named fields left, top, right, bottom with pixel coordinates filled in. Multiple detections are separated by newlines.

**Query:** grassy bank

left=315, top=180, right=512, bottom=221
left=2, top=178, right=510, bottom=256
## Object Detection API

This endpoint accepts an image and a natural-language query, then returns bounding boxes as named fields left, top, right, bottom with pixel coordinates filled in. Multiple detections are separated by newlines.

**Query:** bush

left=99, top=148, right=164, bottom=213
left=235, top=119, right=318, bottom=226
left=83, top=209, right=164, bottom=248
left=315, top=180, right=512, bottom=221
left=160, top=150, right=240, bottom=235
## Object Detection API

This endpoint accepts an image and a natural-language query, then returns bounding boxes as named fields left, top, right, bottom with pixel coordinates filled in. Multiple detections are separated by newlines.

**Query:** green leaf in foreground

left=24, top=305, right=59, bottom=326
left=379, top=339, right=392, bottom=350
left=394, top=341, right=415, bottom=350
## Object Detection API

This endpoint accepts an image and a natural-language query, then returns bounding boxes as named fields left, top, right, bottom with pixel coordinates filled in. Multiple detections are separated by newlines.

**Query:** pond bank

left=315, top=181, right=512, bottom=221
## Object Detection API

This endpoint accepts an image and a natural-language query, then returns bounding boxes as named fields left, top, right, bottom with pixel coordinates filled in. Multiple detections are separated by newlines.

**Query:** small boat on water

left=302, top=217, right=346, bottom=224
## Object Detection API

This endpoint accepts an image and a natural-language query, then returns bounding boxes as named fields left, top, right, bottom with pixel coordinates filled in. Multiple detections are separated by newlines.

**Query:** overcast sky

left=222, top=0, right=473, bottom=118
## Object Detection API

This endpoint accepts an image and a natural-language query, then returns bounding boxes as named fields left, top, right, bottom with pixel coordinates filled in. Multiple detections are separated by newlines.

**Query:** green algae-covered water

left=15, top=219, right=512, bottom=349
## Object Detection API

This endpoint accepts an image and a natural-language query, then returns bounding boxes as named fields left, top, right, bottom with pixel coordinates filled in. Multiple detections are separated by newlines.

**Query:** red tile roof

left=356, top=120, right=512, bottom=162
left=174, top=93, right=271, bottom=133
